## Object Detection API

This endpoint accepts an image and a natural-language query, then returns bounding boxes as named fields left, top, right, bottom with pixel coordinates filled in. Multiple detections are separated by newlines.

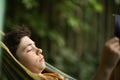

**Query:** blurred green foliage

left=115, top=0, right=120, bottom=4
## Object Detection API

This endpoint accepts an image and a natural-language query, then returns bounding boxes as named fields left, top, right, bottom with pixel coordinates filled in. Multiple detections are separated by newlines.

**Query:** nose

left=36, top=48, right=42, bottom=55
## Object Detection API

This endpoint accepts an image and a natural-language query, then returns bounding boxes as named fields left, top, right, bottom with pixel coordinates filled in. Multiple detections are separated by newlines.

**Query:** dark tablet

left=114, top=14, right=120, bottom=38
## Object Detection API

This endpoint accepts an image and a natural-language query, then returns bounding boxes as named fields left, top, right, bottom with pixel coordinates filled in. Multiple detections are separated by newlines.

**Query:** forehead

left=18, top=36, right=34, bottom=49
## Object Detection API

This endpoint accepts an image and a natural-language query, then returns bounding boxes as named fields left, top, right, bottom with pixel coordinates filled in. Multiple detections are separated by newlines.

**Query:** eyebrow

left=23, top=42, right=35, bottom=51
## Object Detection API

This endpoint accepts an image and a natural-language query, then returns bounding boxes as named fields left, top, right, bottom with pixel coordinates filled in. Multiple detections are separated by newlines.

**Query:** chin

left=42, top=66, right=45, bottom=69
left=40, top=64, right=46, bottom=72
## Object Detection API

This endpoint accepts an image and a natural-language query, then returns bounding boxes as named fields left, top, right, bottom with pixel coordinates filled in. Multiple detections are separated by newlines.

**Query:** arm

left=94, top=37, right=120, bottom=80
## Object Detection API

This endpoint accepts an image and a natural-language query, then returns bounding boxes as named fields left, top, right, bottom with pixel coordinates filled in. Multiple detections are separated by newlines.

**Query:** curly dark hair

left=3, top=27, right=31, bottom=58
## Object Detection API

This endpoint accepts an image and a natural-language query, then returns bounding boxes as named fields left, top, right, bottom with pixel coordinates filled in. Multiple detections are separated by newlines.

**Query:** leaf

left=48, top=31, right=65, bottom=47
left=22, top=0, right=38, bottom=9
left=89, top=0, right=103, bottom=12
left=115, top=0, right=120, bottom=4
left=67, top=16, right=80, bottom=30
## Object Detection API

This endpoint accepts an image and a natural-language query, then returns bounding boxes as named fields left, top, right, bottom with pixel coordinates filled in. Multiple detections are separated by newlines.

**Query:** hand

left=93, top=37, right=120, bottom=80
left=100, top=37, right=120, bottom=69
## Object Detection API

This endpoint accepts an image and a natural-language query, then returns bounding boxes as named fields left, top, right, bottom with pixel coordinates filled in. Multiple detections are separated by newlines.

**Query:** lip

left=40, top=57, right=44, bottom=62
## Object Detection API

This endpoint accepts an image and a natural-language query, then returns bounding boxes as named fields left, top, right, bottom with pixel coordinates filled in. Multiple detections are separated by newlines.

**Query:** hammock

left=0, top=41, right=77, bottom=80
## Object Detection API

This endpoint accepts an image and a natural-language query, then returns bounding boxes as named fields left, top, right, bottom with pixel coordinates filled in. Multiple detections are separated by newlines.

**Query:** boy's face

left=16, top=36, right=45, bottom=74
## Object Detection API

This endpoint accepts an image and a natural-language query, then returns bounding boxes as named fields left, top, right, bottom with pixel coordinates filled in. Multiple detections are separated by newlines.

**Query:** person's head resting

left=3, top=27, right=46, bottom=74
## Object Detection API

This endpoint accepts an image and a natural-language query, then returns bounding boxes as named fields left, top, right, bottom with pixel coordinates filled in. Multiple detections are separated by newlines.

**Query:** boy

left=3, top=27, right=66, bottom=80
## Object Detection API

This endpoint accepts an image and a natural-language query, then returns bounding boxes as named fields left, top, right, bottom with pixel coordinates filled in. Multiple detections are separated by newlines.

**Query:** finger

left=106, top=37, right=119, bottom=46
left=111, top=41, right=120, bottom=48
left=109, top=37, right=119, bottom=44
left=111, top=45, right=120, bottom=55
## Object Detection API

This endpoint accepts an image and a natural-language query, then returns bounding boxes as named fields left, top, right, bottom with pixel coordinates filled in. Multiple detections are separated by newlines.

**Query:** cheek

left=19, top=53, right=38, bottom=66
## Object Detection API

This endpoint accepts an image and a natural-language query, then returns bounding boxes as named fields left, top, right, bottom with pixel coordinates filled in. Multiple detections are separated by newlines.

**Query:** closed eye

left=27, top=49, right=33, bottom=52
